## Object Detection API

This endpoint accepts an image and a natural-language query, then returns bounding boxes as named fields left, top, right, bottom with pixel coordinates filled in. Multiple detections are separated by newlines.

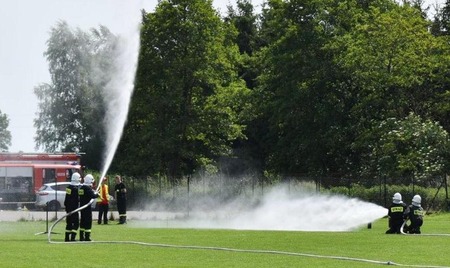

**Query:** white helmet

left=392, top=192, right=402, bottom=204
left=412, top=195, right=422, bottom=206
left=84, top=174, right=94, bottom=186
left=71, top=172, right=81, bottom=185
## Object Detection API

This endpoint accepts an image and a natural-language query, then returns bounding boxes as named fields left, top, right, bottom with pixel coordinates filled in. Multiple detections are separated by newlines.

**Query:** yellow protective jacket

left=97, top=184, right=110, bottom=205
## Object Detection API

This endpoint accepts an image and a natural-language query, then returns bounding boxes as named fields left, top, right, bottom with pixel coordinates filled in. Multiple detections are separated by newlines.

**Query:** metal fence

left=117, top=174, right=449, bottom=213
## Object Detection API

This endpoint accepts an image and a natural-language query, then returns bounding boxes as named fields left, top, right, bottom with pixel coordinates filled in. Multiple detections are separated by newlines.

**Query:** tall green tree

left=225, top=0, right=262, bottom=89
left=116, top=0, right=249, bottom=181
left=225, top=0, right=260, bottom=56
left=330, top=3, right=448, bottom=180
left=254, top=0, right=355, bottom=176
left=0, top=110, right=11, bottom=152
left=223, top=0, right=266, bottom=174
left=34, top=21, right=117, bottom=169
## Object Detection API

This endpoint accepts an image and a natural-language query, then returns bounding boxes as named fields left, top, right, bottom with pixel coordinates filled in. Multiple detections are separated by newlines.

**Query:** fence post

left=187, top=175, right=190, bottom=217
left=383, top=176, right=387, bottom=208
left=445, top=174, right=449, bottom=211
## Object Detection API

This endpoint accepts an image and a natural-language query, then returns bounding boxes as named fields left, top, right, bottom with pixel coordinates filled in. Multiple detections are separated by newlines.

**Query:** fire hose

left=45, top=178, right=449, bottom=268
left=400, top=220, right=450, bottom=237
left=46, top=211, right=450, bottom=267
left=47, top=176, right=105, bottom=242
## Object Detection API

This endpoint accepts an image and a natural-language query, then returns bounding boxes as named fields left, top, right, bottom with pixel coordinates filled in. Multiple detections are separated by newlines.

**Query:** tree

left=404, top=0, right=429, bottom=19
left=34, top=21, right=117, bottom=169
left=431, top=0, right=450, bottom=36
left=225, top=0, right=260, bottom=56
left=373, top=113, right=449, bottom=185
left=115, top=0, right=249, bottom=182
left=223, top=0, right=266, bottom=175
left=326, top=1, right=448, bottom=180
left=225, top=0, right=262, bottom=89
left=0, top=110, right=11, bottom=152
left=253, top=0, right=357, bottom=176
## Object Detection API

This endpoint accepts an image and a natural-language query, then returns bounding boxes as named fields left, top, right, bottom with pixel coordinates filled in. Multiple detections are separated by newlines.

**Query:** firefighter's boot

left=70, top=232, right=77, bottom=241
left=84, top=232, right=91, bottom=242
left=65, top=232, right=70, bottom=242
left=79, top=230, right=85, bottom=241
left=118, top=216, right=127, bottom=224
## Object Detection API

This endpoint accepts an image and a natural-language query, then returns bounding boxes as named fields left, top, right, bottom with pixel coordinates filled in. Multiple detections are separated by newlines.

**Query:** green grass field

left=1, top=214, right=450, bottom=267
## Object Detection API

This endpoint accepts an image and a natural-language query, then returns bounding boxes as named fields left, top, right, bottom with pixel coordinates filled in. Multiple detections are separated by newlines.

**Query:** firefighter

left=78, top=174, right=99, bottom=241
left=97, top=177, right=110, bottom=224
left=64, top=172, right=81, bottom=242
left=114, top=175, right=127, bottom=224
left=404, top=195, right=424, bottom=234
left=385, top=192, right=407, bottom=234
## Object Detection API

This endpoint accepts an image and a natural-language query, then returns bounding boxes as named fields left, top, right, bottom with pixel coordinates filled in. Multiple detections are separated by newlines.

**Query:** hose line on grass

left=47, top=188, right=448, bottom=268
left=400, top=220, right=450, bottom=237
left=47, top=220, right=449, bottom=268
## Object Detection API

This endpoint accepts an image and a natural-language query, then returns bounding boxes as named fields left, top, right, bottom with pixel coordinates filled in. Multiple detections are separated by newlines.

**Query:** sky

left=0, top=0, right=443, bottom=153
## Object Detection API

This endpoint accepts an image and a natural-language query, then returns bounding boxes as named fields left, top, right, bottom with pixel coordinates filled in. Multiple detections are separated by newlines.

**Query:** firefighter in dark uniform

left=385, top=192, right=407, bottom=234
left=64, top=172, right=81, bottom=242
left=404, top=195, right=424, bottom=234
left=78, top=174, right=99, bottom=241
left=114, top=175, right=127, bottom=224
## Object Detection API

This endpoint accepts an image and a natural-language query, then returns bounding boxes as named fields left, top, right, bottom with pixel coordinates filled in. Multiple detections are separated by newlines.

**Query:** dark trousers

left=80, top=207, right=93, bottom=231
left=117, top=198, right=127, bottom=223
left=98, top=203, right=109, bottom=224
left=385, top=219, right=403, bottom=234
left=66, top=211, right=79, bottom=232
left=407, top=219, right=423, bottom=234
left=65, top=211, right=79, bottom=241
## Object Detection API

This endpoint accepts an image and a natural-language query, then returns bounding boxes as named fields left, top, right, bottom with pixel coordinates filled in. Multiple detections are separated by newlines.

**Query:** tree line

left=2, top=0, right=450, bottom=188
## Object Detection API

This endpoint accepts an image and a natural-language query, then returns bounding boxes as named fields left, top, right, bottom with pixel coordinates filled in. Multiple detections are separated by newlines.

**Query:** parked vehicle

left=35, top=182, right=71, bottom=211
left=35, top=182, right=115, bottom=211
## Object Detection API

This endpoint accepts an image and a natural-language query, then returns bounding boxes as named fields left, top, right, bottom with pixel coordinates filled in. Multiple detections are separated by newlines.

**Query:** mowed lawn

left=1, top=213, right=450, bottom=267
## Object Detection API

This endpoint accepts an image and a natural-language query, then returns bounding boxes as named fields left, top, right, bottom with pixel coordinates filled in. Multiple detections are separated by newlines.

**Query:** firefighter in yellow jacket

left=97, top=177, right=110, bottom=224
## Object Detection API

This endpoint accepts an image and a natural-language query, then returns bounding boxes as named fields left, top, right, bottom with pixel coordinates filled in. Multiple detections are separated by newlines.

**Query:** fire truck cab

left=0, top=153, right=82, bottom=209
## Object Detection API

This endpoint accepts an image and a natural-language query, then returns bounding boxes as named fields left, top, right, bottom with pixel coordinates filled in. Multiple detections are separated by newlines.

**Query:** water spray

left=48, top=0, right=141, bottom=244
left=98, top=6, right=141, bottom=180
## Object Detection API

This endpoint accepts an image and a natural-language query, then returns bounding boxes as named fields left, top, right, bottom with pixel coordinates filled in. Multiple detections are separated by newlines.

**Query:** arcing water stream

left=98, top=3, right=141, bottom=182
left=47, top=0, right=142, bottom=239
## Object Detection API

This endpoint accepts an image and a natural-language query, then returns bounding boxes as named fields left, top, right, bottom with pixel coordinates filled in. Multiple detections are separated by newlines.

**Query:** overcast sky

left=0, top=0, right=443, bottom=153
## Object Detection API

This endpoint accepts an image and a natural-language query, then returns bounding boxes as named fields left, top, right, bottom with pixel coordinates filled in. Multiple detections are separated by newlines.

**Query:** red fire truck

left=0, top=153, right=82, bottom=209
